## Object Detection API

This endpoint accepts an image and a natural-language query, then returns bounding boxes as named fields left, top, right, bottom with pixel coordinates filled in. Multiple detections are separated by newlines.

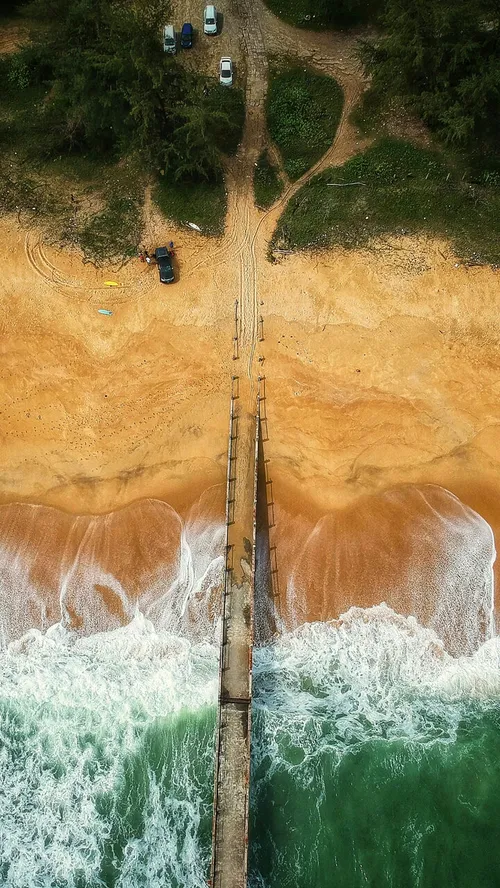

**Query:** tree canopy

left=19, top=0, right=243, bottom=180
left=0, top=0, right=26, bottom=15
left=318, top=0, right=383, bottom=26
left=363, top=0, right=500, bottom=151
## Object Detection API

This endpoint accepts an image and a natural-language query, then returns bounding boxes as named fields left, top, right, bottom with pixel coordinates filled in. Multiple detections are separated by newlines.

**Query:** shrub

left=267, top=63, right=343, bottom=180
left=272, top=138, right=500, bottom=265
left=254, top=151, right=283, bottom=208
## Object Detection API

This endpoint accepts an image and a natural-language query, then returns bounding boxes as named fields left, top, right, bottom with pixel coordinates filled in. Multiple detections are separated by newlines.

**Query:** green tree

left=0, top=0, right=27, bottom=15
left=21, top=0, right=245, bottom=179
left=26, top=0, right=172, bottom=154
left=362, top=0, right=500, bottom=150
left=321, top=0, right=383, bottom=26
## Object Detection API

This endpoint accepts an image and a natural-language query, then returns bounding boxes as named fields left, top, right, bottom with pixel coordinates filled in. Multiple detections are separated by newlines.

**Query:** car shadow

left=216, top=11, right=223, bottom=33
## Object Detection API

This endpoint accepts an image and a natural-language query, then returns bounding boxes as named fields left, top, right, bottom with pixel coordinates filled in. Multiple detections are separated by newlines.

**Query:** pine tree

left=363, top=0, right=500, bottom=150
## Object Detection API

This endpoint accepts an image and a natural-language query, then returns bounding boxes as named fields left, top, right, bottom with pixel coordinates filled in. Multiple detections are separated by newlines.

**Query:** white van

left=203, top=5, right=217, bottom=34
left=163, top=25, right=176, bottom=53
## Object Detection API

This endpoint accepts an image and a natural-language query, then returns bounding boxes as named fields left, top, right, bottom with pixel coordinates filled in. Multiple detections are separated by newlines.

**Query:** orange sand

left=0, top=214, right=499, bottom=641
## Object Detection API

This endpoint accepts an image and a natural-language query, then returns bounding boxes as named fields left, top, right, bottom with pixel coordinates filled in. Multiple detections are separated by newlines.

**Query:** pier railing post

left=210, top=369, right=259, bottom=888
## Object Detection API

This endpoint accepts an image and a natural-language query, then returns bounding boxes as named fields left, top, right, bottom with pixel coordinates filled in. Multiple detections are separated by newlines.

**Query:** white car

left=204, top=5, right=217, bottom=34
left=163, top=25, right=176, bottom=54
left=219, top=56, right=233, bottom=86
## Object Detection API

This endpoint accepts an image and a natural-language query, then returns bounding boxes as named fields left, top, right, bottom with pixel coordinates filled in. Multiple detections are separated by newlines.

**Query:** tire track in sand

left=24, top=232, right=85, bottom=292
left=227, top=0, right=269, bottom=379
left=193, top=0, right=367, bottom=357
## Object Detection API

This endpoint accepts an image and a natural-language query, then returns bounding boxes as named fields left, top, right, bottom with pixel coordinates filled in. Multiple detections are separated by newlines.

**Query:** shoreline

left=1, top=217, right=499, bottom=638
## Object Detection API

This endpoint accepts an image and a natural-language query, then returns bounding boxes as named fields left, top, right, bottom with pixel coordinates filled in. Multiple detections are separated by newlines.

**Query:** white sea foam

left=252, top=604, right=500, bottom=780
left=1, top=600, right=499, bottom=884
left=144, top=527, right=225, bottom=643
left=0, top=613, right=218, bottom=887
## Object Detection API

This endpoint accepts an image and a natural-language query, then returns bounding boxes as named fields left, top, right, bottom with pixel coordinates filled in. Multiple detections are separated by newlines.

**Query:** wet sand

left=258, top=237, right=500, bottom=617
left=0, top=218, right=499, bottom=642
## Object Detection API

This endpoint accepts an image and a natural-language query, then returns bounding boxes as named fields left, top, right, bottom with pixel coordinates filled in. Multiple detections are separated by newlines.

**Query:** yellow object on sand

left=104, top=281, right=120, bottom=287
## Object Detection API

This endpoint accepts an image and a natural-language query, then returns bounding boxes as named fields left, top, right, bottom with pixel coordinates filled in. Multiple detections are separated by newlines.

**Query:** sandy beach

left=0, top=211, right=499, bottom=641
left=1, top=0, right=499, bottom=648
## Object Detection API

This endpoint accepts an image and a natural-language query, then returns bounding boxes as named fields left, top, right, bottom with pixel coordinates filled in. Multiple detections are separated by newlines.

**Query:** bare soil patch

left=0, top=20, right=28, bottom=55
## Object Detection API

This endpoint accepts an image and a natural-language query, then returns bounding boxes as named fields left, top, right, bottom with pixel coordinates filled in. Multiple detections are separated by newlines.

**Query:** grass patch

left=254, top=151, right=284, bottom=209
left=73, top=167, right=144, bottom=262
left=351, top=85, right=500, bottom=186
left=153, top=178, right=227, bottom=236
left=267, top=61, right=343, bottom=181
left=272, top=138, right=500, bottom=265
left=262, top=0, right=382, bottom=28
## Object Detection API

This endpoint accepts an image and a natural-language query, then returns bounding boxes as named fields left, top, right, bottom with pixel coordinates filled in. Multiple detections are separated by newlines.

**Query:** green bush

left=262, top=0, right=382, bottom=28
left=272, top=138, right=500, bottom=265
left=205, top=85, right=245, bottom=157
left=153, top=178, right=227, bottom=236
left=6, top=56, right=30, bottom=89
left=267, top=63, right=343, bottom=180
left=78, top=193, right=142, bottom=262
left=254, top=151, right=284, bottom=208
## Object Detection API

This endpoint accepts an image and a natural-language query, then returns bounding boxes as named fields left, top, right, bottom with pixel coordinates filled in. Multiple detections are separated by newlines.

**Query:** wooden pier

left=210, top=374, right=260, bottom=888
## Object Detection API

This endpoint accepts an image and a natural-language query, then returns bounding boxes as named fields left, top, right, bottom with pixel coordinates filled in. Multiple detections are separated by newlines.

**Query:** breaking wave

left=0, top=485, right=498, bottom=886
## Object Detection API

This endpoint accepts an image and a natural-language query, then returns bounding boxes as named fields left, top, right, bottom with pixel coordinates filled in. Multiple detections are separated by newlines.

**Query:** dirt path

left=221, top=0, right=367, bottom=380
left=190, top=0, right=367, bottom=298
left=223, top=0, right=268, bottom=378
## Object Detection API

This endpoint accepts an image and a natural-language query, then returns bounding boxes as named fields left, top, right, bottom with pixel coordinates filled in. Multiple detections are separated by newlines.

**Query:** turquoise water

left=250, top=611, right=500, bottom=888
left=1, top=607, right=499, bottom=886
left=0, top=616, right=217, bottom=887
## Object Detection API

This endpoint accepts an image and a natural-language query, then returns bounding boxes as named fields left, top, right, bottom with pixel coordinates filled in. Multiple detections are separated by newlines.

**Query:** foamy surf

left=252, top=605, right=500, bottom=759
left=0, top=614, right=219, bottom=887
left=1, top=605, right=499, bottom=885
left=250, top=606, right=500, bottom=888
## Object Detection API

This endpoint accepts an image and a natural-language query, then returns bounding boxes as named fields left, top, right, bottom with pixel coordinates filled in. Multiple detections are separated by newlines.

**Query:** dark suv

left=180, top=22, right=193, bottom=48
left=155, top=247, right=174, bottom=284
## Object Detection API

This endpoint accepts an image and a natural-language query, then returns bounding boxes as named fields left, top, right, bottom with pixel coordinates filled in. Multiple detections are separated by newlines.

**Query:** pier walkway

left=210, top=0, right=267, bottom=879
left=210, top=373, right=259, bottom=888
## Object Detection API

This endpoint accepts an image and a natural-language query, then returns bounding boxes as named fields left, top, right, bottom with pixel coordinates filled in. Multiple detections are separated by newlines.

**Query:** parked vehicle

left=180, top=22, right=194, bottom=48
left=203, top=5, right=217, bottom=34
left=155, top=247, right=175, bottom=284
left=163, top=25, right=176, bottom=53
left=219, top=56, right=233, bottom=86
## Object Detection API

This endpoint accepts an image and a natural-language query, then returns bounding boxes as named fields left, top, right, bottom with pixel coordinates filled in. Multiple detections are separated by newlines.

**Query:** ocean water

left=0, top=489, right=499, bottom=887
left=0, top=615, right=217, bottom=887
left=250, top=608, right=500, bottom=888
left=1, top=606, right=499, bottom=887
